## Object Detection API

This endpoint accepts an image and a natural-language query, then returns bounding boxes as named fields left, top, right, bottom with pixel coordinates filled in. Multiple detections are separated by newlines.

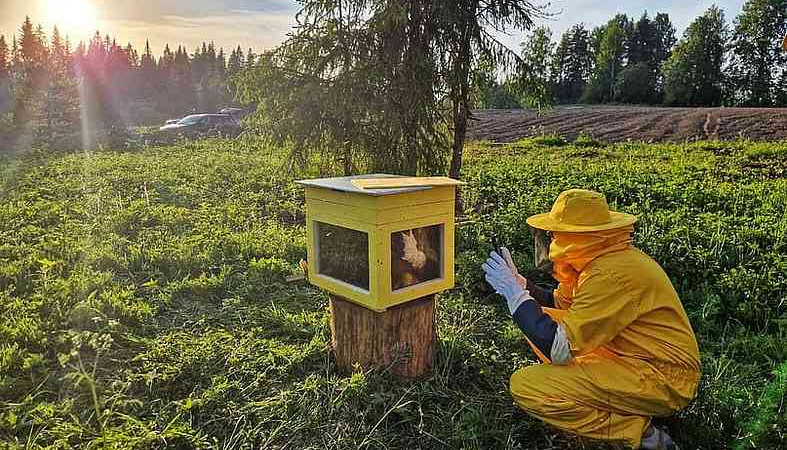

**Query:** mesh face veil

left=532, top=228, right=553, bottom=272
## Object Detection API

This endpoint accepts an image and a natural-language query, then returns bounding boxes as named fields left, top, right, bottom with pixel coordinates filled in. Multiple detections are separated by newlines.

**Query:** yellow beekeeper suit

left=511, top=189, right=701, bottom=448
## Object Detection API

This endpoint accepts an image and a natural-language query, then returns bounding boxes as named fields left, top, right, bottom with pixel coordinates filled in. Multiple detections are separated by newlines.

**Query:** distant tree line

left=478, top=0, right=787, bottom=108
left=0, top=16, right=254, bottom=151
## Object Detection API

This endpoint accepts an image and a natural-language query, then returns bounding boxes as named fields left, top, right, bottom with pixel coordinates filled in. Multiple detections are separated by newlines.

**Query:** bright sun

left=42, top=0, right=98, bottom=38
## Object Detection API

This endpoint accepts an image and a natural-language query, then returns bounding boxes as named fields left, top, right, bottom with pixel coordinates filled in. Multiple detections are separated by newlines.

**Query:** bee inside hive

left=391, top=225, right=442, bottom=291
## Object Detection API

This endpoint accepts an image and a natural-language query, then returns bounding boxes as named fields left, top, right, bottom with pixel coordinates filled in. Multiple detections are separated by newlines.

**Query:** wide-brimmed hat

left=526, top=189, right=637, bottom=232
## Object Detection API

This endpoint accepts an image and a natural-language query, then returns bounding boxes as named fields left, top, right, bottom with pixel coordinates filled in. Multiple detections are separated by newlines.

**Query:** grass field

left=0, top=137, right=785, bottom=449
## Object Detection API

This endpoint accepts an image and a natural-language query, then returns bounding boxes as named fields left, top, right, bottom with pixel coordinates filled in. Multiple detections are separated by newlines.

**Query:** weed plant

left=0, top=137, right=784, bottom=449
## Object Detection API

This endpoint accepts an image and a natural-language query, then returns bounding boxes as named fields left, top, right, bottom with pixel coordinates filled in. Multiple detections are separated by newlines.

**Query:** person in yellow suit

left=482, top=189, right=700, bottom=450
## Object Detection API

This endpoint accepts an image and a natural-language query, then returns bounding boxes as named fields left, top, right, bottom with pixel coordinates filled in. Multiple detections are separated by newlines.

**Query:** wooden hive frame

left=300, top=175, right=458, bottom=312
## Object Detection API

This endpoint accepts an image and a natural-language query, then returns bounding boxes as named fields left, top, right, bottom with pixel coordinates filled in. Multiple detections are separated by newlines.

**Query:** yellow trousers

left=511, top=308, right=699, bottom=449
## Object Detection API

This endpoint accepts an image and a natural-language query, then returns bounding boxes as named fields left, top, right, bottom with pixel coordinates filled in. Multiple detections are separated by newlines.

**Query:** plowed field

left=468, top=105, right=787, bottom=143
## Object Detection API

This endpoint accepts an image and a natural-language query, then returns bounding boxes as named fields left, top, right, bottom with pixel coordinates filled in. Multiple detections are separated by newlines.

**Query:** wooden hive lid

left=297, top=174, right=461, bottom=196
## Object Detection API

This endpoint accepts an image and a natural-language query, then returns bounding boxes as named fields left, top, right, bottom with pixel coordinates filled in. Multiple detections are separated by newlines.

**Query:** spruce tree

left=35, top=26, right=79, bottom=149
left=217, top=48, right=226, bottom=76
left=0, top=35, right=9, bottom=77
left=0, top=35, right=10, bottom=117
left=653, top=13, right=677, bottom=70
left=615, top=12, right=674, bottom=104
left=628, top=12, right=656, bottom=66
left=553, top=24, right=593, bottom=103
left=246, top=48, right=256, bottom=68
left=227, top=47, right=243, bottom=77
left=234, top=0, right=543, bottom=178
left=14, top=16, right=49, bottom=126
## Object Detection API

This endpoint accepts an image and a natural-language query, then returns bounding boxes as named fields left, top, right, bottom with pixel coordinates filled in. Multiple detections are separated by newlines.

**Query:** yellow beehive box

left=297, top=174, right=461, bottom=311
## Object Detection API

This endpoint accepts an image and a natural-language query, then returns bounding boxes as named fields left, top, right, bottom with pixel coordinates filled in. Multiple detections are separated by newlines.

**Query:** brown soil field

left=467, top=105, right=787, bottom=143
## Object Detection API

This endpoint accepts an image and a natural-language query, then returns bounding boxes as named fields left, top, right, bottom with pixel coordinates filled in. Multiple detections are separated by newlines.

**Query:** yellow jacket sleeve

left=560, top=269, right=641, bottom=356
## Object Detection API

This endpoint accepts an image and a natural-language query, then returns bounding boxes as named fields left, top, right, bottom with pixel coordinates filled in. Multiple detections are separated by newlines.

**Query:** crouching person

left=482, top=189, right=700, bottom=450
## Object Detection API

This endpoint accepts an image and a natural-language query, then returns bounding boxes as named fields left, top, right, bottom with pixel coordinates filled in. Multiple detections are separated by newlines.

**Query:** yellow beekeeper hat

left=526, top=189, right=637, bottom=232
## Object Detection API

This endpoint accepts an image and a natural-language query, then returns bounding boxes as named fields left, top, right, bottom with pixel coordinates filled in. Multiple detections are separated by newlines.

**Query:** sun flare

left=42, top=0, right=99, bottom=38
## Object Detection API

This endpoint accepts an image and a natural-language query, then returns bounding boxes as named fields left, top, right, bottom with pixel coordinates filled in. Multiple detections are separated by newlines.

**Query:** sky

left=0, top=0, right=747, bottom=55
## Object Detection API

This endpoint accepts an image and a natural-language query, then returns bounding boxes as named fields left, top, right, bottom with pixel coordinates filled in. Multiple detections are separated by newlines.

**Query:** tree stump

left=330, top=294, right=435, bottom=378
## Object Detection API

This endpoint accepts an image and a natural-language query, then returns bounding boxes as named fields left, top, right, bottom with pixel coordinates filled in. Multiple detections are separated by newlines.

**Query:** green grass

left=0, top=137, right=785, bottom=449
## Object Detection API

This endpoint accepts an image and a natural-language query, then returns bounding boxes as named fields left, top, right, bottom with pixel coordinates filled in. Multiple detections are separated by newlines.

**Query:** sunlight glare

left=42, top=0, right=99, bottom=38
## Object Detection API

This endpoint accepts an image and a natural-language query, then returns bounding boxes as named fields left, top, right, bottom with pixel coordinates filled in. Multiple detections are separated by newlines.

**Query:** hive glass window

left=316, top=222, right=370, bottom=291
left=391, top=224, right=443, bottom=291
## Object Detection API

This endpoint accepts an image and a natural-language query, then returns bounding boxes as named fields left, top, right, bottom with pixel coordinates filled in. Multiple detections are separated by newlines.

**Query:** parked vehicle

left=158, top=114, right=241, bottom=139
left=218, top=107, right=247, bottom=121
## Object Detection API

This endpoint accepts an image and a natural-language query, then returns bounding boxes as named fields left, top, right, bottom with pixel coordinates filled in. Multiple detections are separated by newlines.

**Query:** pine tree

left=246, top=48, right=256, bottom=68
left=35, top=26, right=79, bottom=149
left=87, top=32, right=105, bottom=62
left=471, top=58, right=521, bottom=109
left=138, top=39, right=159, bottom=106
left=50, top=26, right=67, bottom=67
left=11, top=36, right=20, bottom=69
left=227, top=46, right=243, bottom=77
left=217, top=47, right=226, bottom=76
left=159, top=44, right=174, bottom=73
left=14, top=16, right=49, bottom=126
left=0, top=35, right=10, bottom=116
left=235, top=0, right=543, bottom=177
left=140, top=40, right=156, bottom=71
left=627, top=12, right=657, bottom=66
left=207, top=42, right=217, bottom=70
left=170, top=46, right=195, bottom=114
left=18, top=16, right=47, bottom=74
left=125, top=43, right=138, bottom=67
left=74, top=40, right=86, bottom=59
left=0, top=35, right=8, bottom=76
left=615, top=12, right=674, bottom=104
left=653, top=13, right=677, bottom=70
left=553, top=24, right=593, bottom=103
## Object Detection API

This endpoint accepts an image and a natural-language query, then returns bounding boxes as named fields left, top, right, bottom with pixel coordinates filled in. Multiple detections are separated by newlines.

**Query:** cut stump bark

left=330, top=294, right=435, bottom=379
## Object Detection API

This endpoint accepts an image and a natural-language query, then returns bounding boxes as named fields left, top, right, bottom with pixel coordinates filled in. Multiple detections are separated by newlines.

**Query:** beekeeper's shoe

left=640, top=425, right=680, bottom=450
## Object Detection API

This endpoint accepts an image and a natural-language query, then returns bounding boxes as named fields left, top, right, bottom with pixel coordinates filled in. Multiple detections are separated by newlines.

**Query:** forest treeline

left=0, top=16, right=251, bottom=151
left=1, top=1, right=786, bottom=154
left=479, top=2, right=787, bottom=109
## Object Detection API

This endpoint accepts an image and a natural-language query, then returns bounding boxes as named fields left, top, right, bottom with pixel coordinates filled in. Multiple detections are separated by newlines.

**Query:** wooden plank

left=307, top=198, right=454, bottom=225
left=351, top=177, right=464, bottom=190
left=305, top=185, right=455, bottom=210
left=298, top=174, right=429, bottom=196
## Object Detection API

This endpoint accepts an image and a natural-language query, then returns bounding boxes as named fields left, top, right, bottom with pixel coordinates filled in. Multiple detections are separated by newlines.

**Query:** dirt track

left=467, top=105, right=787, bottom=143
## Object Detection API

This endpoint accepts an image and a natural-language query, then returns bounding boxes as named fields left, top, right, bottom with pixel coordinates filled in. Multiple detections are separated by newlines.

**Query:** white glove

left=500, top=247, right=527, bottom=289
left=483, top=250, right=535, bottom=314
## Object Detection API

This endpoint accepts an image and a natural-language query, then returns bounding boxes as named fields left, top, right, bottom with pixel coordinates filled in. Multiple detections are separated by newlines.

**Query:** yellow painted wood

left=376, top=215, right=455, bottom=309
left=302, top=175, right=459, bottom=311
left=305, top=211, right=379, bottom=307
left=351, top=177, right=464, bottom=190
left=305, top=185, right=454, bottom=210
left=307, top=198, right=454, bottom=225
